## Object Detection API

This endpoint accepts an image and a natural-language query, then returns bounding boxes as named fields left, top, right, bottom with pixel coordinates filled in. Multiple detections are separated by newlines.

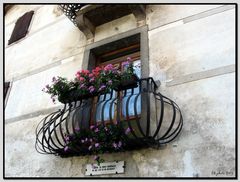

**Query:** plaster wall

left=148, top=7, right=235, bottom=82
left=5, top=16, right=86, bottom=81
left=4, top=4, right=236, bottom=177
left=5, top=73, right=235, bottom=177
left=5, top=53, right=84, bottom=120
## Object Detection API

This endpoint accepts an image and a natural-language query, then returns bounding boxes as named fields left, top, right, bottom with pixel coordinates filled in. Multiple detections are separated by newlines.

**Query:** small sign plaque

left=85, top=161, right=125, bottom=176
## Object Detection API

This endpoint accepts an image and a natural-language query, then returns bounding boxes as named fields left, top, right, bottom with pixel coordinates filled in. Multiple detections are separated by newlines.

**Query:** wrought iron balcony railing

left=35, top=77, right=183, bottom=157
left=60, top=4, right=88, bottom=26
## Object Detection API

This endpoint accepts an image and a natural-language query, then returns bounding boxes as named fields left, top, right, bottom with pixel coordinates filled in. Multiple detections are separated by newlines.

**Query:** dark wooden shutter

left=8, top=11, right=34, bottom=45
left=4, top=82, right=10, bottom=98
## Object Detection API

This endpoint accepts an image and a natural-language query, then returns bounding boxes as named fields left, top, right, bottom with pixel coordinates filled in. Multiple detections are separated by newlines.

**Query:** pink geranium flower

left=79, top=77, right=85, bottom=82
left=64, top=146, right=69, bottom=152
left=127, top=57, right=131, bottom=61
left=112, top=142, right=118, bottom=149
left=108, top=80, right=112, bottom=85
left=81, top=70, right=90, bottom=75
left=98, top=85, right=106, bottom=92
left=94, top=155, right=99, bottom=161
left=89, top=73, right=94, bottom=77
left=125, top=127, right=131, bottom=134
left=90, top=77, right=95, bottom=82
left=75, top=127, right=80, bottom=132
left=79, top=84, right=86, bottom=90
left=88, top=86, right=95, bottom=93
left=104, top=64, right=114, bottom=71
left=122, top=61, right=129, bottom=67
left=118, top=141, right=122, bottom=148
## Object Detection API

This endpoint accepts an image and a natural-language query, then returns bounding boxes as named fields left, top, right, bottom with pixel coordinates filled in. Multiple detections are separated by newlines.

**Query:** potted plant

left=59, top=124, right=133, bottom=164
left=74, top=68, right=110, bottom=100
left=42, top=66, right=112, bottom=104
left=42, top=76, right=79, bottom=104
left=42, top=57, right=140, bottom=103
left=113, top=61, right=139, bottom=91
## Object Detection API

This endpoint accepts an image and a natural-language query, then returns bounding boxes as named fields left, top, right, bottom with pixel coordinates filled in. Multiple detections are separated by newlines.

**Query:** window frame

left=82, top=26, right=149, bottom=128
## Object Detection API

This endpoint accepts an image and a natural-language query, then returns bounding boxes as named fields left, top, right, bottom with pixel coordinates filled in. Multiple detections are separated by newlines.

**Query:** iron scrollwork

left=59, top=4, right=87, bottom=26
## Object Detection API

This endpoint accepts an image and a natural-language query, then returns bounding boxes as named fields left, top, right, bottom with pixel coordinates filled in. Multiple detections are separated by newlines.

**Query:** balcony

left=35, top=77, right=183, bottom=157
left=59, top=4, right=146, bottom=39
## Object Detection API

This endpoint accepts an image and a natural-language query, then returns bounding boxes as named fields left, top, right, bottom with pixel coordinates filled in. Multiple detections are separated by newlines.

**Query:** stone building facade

left=4, top=4, right=236, bottom=177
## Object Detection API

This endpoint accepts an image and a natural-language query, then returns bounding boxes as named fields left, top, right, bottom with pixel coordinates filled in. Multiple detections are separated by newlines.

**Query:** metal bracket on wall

left=155, top=80, right=161, bottom=88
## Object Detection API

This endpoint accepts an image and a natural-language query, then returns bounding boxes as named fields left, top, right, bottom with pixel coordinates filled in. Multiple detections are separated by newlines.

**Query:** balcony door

left=91, top=51, right=141, bottom=125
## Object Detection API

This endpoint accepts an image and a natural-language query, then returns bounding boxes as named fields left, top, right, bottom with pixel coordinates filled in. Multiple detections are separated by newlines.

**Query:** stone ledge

left=149, top=5, right=235, bottom=32
left=5, top=105, right=62, bottom=124
left=183, top=5, right=235, bottom=23
left=5, top=51, right=84, bottom=82
left=166, top=64, right=235, bottom=87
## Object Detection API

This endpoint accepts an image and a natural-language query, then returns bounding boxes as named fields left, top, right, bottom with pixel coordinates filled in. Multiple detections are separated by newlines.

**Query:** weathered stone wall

left=4, top=5, right=236, bottom=177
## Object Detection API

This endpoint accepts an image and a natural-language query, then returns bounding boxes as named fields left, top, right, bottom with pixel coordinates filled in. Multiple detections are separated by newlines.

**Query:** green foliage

left=63, top=124, right=132, bottom=164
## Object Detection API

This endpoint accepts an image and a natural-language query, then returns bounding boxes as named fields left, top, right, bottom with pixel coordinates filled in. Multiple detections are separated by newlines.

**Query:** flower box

left=114, top=74, right=139, bottom=91
left=58, top=89, right=105, bottom=104
left=54, top=124, right=133, bottom=160
left=42, top=58, right=139, bottom=104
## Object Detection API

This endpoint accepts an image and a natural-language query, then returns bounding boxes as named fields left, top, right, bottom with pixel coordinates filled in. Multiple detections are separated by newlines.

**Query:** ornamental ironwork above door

left=59, top=4, right=146, bottom=39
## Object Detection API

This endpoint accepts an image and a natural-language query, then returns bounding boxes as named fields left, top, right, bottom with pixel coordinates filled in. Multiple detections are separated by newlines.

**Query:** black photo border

left=2, top=2, right=238, bottom=180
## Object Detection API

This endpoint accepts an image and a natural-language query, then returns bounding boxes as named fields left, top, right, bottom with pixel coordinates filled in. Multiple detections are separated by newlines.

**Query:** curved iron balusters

left=35, top=77, right=183, bottom=156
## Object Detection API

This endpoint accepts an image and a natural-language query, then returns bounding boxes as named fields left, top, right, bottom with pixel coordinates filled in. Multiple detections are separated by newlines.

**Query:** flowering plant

left=75, top=64, right=121, bottom=95
left=62, top=124, right=132, bottom=165
left=113, top=58, right=139, bottom=91
left=121, top=58, right=135, bottom=81
left=99, top=64, right=121, bottom=88
left=42, top=76, right=78, bottom=103
left=42, top=57, right=139, bottom=103
left=74, top=68, right=105, bottom=96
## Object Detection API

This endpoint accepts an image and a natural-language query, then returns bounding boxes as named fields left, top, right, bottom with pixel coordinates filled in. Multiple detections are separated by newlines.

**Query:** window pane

left=96, top=92, right=116, bottom=122
left=122, top=60, right=141, bottom=117
left=122, top=93, right=141, bottom=117
left=133, top=60, right=141, bottom=78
